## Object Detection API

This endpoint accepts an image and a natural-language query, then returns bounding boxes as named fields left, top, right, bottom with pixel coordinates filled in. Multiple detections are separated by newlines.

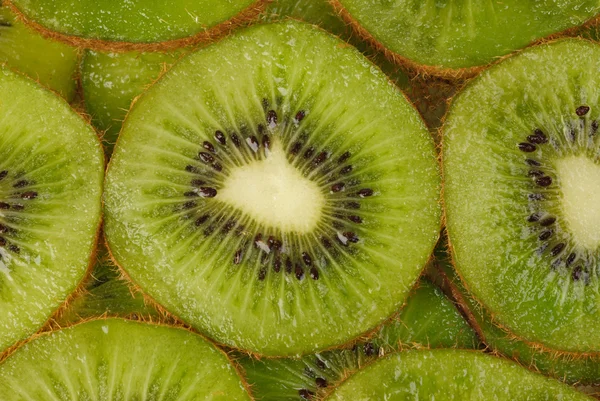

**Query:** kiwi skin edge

left=329, top=0, right=600, bottom=80
left=4, top=0, right=271, bottom=52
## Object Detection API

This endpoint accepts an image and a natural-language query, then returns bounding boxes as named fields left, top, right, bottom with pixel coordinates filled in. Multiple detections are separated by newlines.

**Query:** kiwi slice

left=443, top=38, right=600, bottom=356
left=7, top=0, right=267, bottom=51
left=331, top=0, right=600, bottom=77
left=82, top=49, right=185, bottom=154
left=239, top=278, right=479, bottom=400
left=0, top=4, right=78, bottom=101
left=104, top=20, right=441, bottom=356
left=0, top=66, right=103, bottom=352
left=324, top=349, right=593, bottom=400
left=0, top=318, right=252, bottom=400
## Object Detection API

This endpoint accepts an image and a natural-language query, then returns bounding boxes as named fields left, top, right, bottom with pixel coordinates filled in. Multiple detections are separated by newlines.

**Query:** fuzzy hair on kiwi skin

left=5, top=0, right=271, bottom=52
left=329, top=0, right=600, bottom=80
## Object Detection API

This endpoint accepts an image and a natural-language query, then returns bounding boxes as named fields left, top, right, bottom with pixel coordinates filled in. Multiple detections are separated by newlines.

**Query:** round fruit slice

left=239, top=278, right=478, bottom=401
left=7, top=0, right=267, bottom=51
left=324, top=350, right=593, bottom=400
left=0, top=319, right=251, bottom=400
left=0, top=4, right=78, bottom=101
left=104, top=20, right=441, bottom=356
left=443, top=39, right=600, bottom=353
left=0, top=66, right=103, bottom=352
left=331, top=0, right=600, bottom=76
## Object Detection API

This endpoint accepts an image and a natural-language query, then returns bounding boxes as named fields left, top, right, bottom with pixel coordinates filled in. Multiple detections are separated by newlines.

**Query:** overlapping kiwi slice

left=0, top=318, right=252, bottom=400
left=0, top=3, right=78, bottom=101
left=105, top=20, right=441, bottom=356
left=0, top=66, right=103, bottom=352
left=239, top=278, right=478, bottom=400
left=6, top=0, right=267, bottom=51
left=331, top=0, right=600, bottom=77
left=324, top=349, right=593, bottom=400
left=443, top=39, right=600, bottom=357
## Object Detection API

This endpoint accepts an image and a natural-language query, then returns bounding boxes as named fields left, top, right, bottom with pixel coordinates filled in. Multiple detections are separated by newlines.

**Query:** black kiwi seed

left=528, top=170, right=544, bottom=177
left=539, top=230, right=553, bottom=241
left=566, top=253, right=577, bottom=266
left=535, top=176, right=552, bottom=187
left=12, top=204, right=23, bottom=211
left=295, top=264, right=304, bottom=280
left=199, top=187, right=217, bottom=198
left=358, top=188, right=373, bottom=197
left=0, top=203, right=9, bottom=210
left=191, top=179, right=206, bottom=186
left=231, top=133, right=241, bottom=148
left=215, top=130, right=226, bottom=145
left=295, top=110, right=305, bottom=122
left=247, top=136, right=259, bottom=152
left=273, top=257, right=282, bottom=273
left=234, top=249, right=243, bottom=264
left=338, top=151, right=351, bottom=163
left=8, top=244, right=19, bottom=254
left=348, top=215, right=362, bottom=223
left=212, top=162, right=223, bottom=172
left=592, top=120, right=599, bottom=135
left=310, top=267, right=319, bottom=280
left=0, top=22, right=11, bottom=28
left=302, top=252, right=312, bottom=266
left=576, top=105, right=590, bottom=116
left=195, top=214, right=210, bottom=226
left=304, top=147, right=315, bottom=159
left=526, top=159, right=541, bottom=167
left=262, top=135, right=271, bottom=150
left=198, top=152, right=214, bottom=164
left=0, top=171, right=7, bottom=180
left=13, top=180, right=28, bottom=188
left=364, top=342, right=377, bottom=356
left=298, top=389, right=314, bottom=400
left=258, top=268, right=266, bottom=281
left=185, top=165, right=196, bottom=173
left=203, top=141, right=215, bottom=153
left=518, top=143, right=537, bottom=152
left=527, top=129, right=548, bottom=144
left=285, top=258, right=293, bottom=273
left=267, top=110, right=277, bottom=127
left=0, top=237, right=5, bottom=246
left=344, top=232, right=359, bottom=243
left=340, top=165, right=353, bottom=175
left=572, top=266, right=587, bottom=282
left=345, top=201, right=360, bottom=209
left=331, top=183, right=345, bottom=192
left=528, top=193, right=544, bottom=201
left=291, top=141, right=302, bottom=155
left=321, top=237, right=332, bottom=248
left=539, top=217, right=556, bottom=226
left=550, top=243, right=565, bottom=257
left=315, top=358, right=326, bottom=369
left=527, top=214, right=540, bottom=223
left=315, top=377, right=327, bottom=388
left=313, top=151, right=328, bottom=166
left=183, top=201, right=196, bottom=209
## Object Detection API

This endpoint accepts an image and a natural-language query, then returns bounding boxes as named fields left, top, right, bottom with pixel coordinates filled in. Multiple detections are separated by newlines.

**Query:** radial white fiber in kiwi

left=444, top=39, right=600, bottom=353
left=0, top=319, right=252, bottom=400
left=332, top=0, right=600, bottom=75
left=325, top=350, right=593, bottom=400
left=8, top=0, right=265, bottom=49
left=105, top=21, right=441, bottom=356
left=0, top=66, right=103, bottom=352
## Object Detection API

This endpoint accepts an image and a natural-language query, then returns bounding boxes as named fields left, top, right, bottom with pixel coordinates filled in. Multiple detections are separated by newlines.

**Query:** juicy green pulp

left=325, top=349, right=593, bottom=400
left=0, top=6, right=78, bottom=101
left=105, top=21, right=441, bottom=356
left=337, top=0, right=600, bottom=69
left=0, top=66, right=103, bottom=352
left=444, top=39, right=600, bottom=352
left=0, top=319, right=251, bottom=400
left=82, top=49, right=184, bottom=153
left=10, top=0, right=257, bottom=43
left=239, top=279, right=478, bottom=400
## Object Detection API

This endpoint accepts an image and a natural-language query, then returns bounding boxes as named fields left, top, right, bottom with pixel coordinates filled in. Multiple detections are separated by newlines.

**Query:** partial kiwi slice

left=443, top=39, right=600, bottom=356
left=239, top=278, right=479, bottom=400
left=0, top=318, right=252, bottom=400
left=0, top=4, right=78, bottom=101
left=0, top=66, right=103, bottom=352
left=331, top=0, right=600, bottom=77
left=104, top=20, right=441, bottom=356
left=324, top=349, right=593, bottom=400
left=7, top=0, right=267, bottom=51
left=82, top=49, right=185, bottom=154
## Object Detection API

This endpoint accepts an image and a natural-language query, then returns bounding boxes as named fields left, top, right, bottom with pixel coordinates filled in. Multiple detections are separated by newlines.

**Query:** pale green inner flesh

left=0, top=66, right=103, bottom=352
left=338, top=0, right=600, bottom=69
left=11, top=0, right=257, bottom=43
left=0, top=319, right=251, bottom=400
left=556, top=156, right=600, bottom=249
left=444, top=39, right=600, bottom=352
left=220, top=139, right=325, bottom=233
left=105, top=21, right=440, bottom=356
left=0, top=6, right=78, bottom=101
left=326, top=350, right=592, bottom=400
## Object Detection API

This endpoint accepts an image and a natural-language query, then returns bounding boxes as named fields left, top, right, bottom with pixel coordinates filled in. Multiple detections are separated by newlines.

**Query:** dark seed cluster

left=519, top=105, right=597, bottom=284
left=177, top=100, right=376, bottom=283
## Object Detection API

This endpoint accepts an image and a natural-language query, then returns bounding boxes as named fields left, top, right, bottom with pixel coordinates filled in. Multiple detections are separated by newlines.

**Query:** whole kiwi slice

left=324, top=349, right=593, bottom=400
left=331, top=0, right=600, bottom=77
left=104, top=20, right=441, bottom=356
left=6, top=0, right=268, bottom=51
left=239, top=278, right=479, bottom=400
left=443, top=39, right=600, bottom=355
left=0, top=66, right=103, bottom=352
left=0, top=3, right=78, bottom=101
left=0, top=318, right=252, bottom=400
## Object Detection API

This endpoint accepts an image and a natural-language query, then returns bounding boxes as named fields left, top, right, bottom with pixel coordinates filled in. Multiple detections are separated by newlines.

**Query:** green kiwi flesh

left=8, top=0, right=260, bottom=45
left=82, top=49, right=185, bottom=154
left=104, top=20, right=441, bottom=356
left=0, top=65, right=103, bottom=352
left=0, top=5, right=78, bottom=101
left=334, top=0, right=600, bottom=72
left=239, top=278, right=478, bottom=400
left=443, top=39, right=600, bottom=353
left=324, top=349, right=593, bottom=400
left=0, top=318, right=252, bottom=400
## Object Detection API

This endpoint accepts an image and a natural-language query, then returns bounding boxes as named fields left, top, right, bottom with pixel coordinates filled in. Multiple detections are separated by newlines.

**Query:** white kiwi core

left=218, top=139, right=325, bottom=233
left=556, top=156, right=600, bottom=250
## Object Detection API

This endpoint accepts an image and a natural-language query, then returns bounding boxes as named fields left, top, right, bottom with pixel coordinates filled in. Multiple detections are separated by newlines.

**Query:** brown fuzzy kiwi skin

left=329, top=0, right=600, bottom=80
left=5, top=0, right=271, bottom=52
